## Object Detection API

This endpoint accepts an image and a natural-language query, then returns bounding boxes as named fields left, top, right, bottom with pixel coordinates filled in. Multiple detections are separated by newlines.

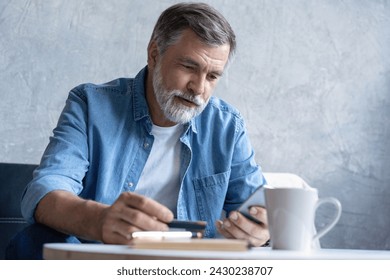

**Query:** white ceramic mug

left=264, top=186, right=342, bottom=251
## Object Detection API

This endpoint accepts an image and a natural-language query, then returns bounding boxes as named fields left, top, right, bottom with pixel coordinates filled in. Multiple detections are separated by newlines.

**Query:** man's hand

left=99, top=192, right=174, bottom=244
left=216, top=206, right=270, bottom=247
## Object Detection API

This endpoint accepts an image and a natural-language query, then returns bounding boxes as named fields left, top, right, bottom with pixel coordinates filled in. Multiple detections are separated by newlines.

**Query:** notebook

left=130, top=238, right=250, bottom=251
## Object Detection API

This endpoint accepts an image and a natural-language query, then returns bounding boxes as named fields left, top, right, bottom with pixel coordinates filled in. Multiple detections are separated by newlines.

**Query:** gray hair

left=149, top=2, right=236, bottom=61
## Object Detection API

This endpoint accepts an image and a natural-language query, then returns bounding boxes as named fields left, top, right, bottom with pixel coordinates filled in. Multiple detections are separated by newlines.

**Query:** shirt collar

left=132, top=66, right=198, bottom=134
left=132, top=66, right=150, bottom=122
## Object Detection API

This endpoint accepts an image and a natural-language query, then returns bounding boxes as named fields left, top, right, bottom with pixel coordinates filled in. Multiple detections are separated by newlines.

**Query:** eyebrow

left=179, top=57, right=224, bottom=77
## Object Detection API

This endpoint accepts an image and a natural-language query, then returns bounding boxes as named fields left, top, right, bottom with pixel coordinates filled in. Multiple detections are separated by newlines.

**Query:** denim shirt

left=21, top=66, right=265, bottom=237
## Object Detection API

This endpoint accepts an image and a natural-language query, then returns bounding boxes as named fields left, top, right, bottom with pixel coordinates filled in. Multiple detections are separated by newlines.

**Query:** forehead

left=162, top=29, right=230, bottom=71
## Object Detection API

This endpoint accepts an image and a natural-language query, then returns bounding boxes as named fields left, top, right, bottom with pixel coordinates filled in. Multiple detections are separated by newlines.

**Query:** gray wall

left=1, top=0, right=389, bottom=250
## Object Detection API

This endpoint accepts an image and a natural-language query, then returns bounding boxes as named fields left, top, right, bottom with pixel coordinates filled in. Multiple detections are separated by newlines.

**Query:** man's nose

left=188, top=74, right=206, bottom=96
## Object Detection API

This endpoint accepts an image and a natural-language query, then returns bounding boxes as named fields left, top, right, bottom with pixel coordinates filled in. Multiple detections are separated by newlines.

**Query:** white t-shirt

left=135, top=124, right=183, bottom=215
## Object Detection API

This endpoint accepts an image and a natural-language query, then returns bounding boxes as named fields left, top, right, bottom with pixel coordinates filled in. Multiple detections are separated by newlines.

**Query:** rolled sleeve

left=21, top=89, right=90, bottom=223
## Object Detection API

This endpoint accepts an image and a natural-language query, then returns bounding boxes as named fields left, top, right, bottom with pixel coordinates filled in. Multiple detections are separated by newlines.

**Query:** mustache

left=173, top=91, right=204, bottom=107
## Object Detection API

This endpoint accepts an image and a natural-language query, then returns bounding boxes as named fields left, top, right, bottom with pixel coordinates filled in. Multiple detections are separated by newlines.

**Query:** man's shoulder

left=69, top=65, right=148, bottom=102
left=206, top=96, right=243, bottom=120
left=71, top=77, right=134, bottom=99
left=197, top=96, right=245, bottom=132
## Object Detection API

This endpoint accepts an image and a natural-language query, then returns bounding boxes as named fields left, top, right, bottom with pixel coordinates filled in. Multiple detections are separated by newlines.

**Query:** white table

left=43, top=243, right=390, bottom=260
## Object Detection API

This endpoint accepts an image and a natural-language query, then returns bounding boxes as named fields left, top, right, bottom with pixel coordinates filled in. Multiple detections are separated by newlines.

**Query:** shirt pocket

left=192, top=170, right=231, bottom=237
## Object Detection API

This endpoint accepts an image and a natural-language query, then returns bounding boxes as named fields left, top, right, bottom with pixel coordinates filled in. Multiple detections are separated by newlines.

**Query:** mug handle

left=312, top=197, right=342, bottom=244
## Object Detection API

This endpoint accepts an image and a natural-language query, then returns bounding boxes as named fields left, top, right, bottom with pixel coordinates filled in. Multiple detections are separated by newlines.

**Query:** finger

left=227, top=211, right=270, bottom=246
left=117, top=205, right=169, bottom=231
left=119, top=192, right=174, bottom=222
left=230, top=211, right=267, bottom=234
left=222, top=213, right=251, bottom=238
left=215, top=220, right=234, bottom=239
left=104, top=231, right=131, bottom=245
left=249, top=206, right=268, bottom=228
left=101, top=219, right=141, bottom=244
left=112, top=219, right=142, bottom=240
left=101, top=193, right=173, bottom=240
left=220, top=217, right=265, bottom=246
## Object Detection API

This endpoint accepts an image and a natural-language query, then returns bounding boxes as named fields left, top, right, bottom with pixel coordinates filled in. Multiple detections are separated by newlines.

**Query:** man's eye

left=183, top=64, right=194, bottom=70
left=208, top=74, right=218, bottom=81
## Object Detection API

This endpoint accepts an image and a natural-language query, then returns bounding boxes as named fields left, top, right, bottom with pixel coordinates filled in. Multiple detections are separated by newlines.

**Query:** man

left=6, top=2, right=269, bottom=259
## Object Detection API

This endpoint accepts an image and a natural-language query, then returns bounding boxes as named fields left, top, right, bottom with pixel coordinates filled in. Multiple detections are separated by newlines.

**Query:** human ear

left=147, top=41, right=159, bottom=69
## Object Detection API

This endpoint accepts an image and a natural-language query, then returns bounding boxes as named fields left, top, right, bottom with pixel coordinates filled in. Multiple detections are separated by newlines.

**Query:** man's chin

left=165, top=109, right=201, bottom=124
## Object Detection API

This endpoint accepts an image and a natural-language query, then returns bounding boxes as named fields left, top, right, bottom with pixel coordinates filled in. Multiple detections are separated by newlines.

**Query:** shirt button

left=143, top=142, right=150, bottom=149
left=128, top=182, right=134, bottom=187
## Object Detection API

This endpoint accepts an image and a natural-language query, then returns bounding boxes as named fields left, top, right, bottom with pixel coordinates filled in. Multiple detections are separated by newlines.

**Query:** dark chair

left=0, top=163, right=37, bottom=259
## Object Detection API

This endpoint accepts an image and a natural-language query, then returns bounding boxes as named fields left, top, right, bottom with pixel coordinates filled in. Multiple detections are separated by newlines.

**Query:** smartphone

left=167, top=219, right=207, bottom=232
left=237, top=186, right=266, bottom=224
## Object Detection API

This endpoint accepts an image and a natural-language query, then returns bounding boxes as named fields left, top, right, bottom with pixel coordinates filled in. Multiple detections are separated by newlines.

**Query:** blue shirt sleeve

left=21, top=88, right=90, bottom=223
left=223, top=114, right=267, bottom=214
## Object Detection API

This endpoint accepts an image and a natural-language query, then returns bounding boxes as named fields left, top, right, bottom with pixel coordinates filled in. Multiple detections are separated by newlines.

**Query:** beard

left=152, top=62, right=209, bottom=124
